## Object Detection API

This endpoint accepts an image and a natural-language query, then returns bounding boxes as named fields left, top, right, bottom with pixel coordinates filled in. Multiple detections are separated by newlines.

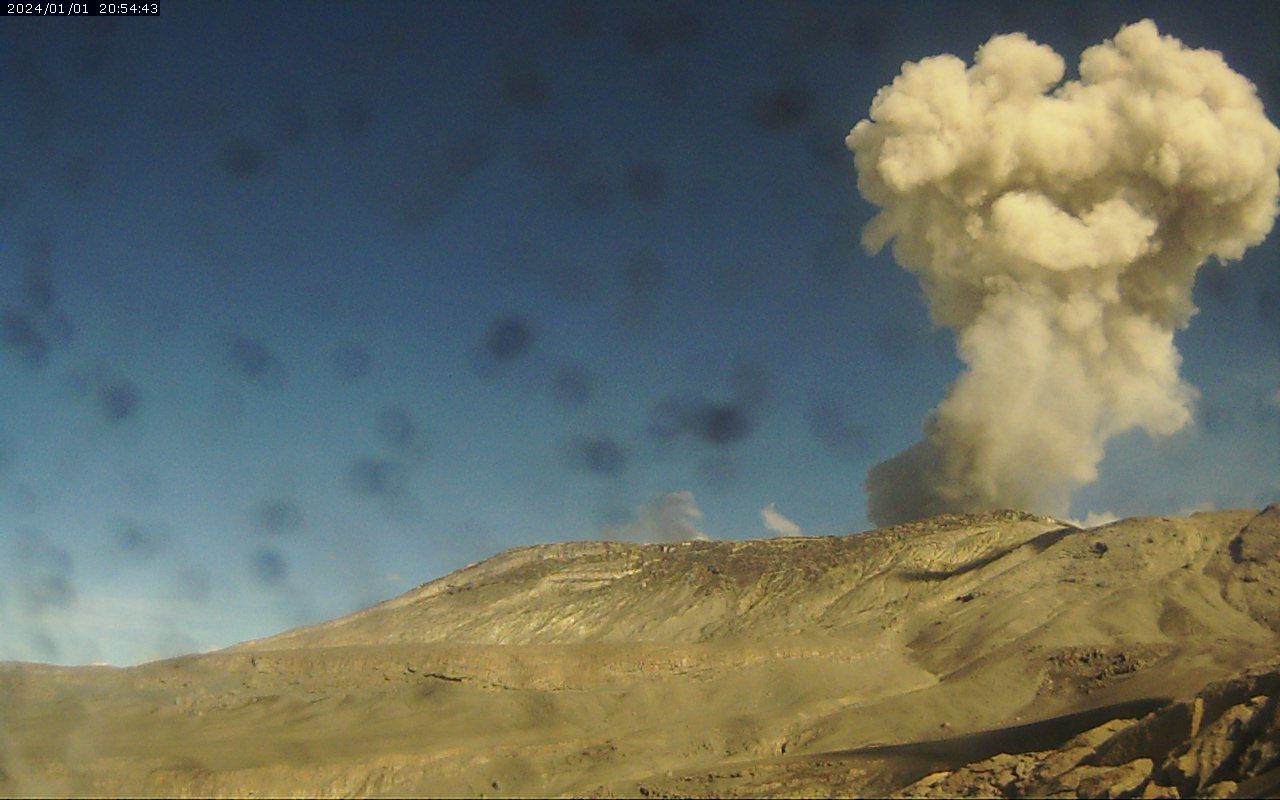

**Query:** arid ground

left=4, top=505, right=1280, bottom=797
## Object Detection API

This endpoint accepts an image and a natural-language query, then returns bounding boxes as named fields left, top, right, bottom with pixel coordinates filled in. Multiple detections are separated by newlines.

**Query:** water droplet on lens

left=484, top=316, right=534, bottom=362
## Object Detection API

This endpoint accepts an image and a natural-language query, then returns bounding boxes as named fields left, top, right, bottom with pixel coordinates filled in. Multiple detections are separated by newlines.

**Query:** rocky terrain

left=894, top=656, right=1280, bottom=799
left=3, top=504, right=1279, bottom=797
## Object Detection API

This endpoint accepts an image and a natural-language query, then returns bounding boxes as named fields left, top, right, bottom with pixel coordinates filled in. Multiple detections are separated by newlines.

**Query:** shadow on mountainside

left=899, top=525, right=1081, bottom=581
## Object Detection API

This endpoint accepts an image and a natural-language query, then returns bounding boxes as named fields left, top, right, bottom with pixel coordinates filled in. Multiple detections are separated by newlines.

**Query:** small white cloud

left=761, top=503, right=803, bottom=536
left=607, top=490, right=708, bottom=543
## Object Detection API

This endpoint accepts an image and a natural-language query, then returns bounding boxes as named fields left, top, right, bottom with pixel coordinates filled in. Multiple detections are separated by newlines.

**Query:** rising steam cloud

left=608, top=490, right=709, bottom=543
left=848, top=20, right=1280, bottom=526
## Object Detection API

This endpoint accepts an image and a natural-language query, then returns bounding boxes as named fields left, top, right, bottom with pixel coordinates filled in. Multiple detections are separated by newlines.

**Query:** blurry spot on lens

left=20, top=235, right=56, bottom=311
left=1199, top=400, right=1234, bottom=434
left=174, top=566, right=212, bottom=602
left=9, top=484, right=38, bottom=516
left=499, top=236, right=601, bottom=306
left=13, top=529, right=75, bottom=613
left=484, top=316, right=534, bottom=362
left=1198, top=267, right=1235, bottom=304
left=0, top=310, right=49, bottom=367
left=694, top=402, right=751, bottom=446
left=565, top=434, right=629, bottom=476
left=805, top=396, right=871, bottom=459
left=551, top=364, right=593, bottom=408
left=116, top=520, right=165, bottom=559
left=347, top=457, right=405, bottom=498
left=254, top=497, right=304, bottom=535
left=251, top=548, right=287, bottom=584
left=376, top=405, right=417, bottom=450
left=872, top=319, right=923, bottom=362
left=648, top=395, right=695, bottom=443
left=98, top=379, right=139, bottom=422
left=226, top=335, right=285, bottom=387
left=219, top=139, right=270, bottom=178
left=513, top=135, right=615, bottom=215
left=749, top=83, right=815, bottom=132
left=29, top=632, right=59, bottom=660
left=229, top=336, right=273, bottom=376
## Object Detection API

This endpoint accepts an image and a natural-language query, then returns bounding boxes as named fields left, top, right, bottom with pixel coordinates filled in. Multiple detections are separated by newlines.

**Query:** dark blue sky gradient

left=2, top=1, right=1278, bottom=665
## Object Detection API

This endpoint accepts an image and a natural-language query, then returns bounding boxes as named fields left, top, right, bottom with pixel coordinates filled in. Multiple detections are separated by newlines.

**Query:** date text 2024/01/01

left=3, top=2, right=158, bottom=14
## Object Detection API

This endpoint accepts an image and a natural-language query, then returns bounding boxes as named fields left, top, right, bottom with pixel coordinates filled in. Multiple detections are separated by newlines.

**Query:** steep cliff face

left=2, top=506, right=1278, bottom=798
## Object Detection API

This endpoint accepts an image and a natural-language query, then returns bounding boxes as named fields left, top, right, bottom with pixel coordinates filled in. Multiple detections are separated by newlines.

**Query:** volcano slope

left=3, top=505, right=1280, bottom=798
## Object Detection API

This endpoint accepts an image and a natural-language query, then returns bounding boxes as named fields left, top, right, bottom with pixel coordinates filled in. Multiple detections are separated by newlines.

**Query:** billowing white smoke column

left=848, top=20, right=1280, bottom=526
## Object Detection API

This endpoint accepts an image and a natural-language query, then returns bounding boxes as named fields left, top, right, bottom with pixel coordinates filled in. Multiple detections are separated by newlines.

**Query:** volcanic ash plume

left=848, top=20, right=1280, bottom=527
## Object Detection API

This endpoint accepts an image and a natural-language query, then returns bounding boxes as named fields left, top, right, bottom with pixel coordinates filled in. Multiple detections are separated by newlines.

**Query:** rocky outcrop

left=896, top=656, right=1280, bottom=799
left=1217, top=502, right=1280, bottom=632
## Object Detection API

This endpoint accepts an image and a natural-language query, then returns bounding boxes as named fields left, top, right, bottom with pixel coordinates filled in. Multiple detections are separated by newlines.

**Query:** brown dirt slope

left=2, top=505, right=1278, bottom=798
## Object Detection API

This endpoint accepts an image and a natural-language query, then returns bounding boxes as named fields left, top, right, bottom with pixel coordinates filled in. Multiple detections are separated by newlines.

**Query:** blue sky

left=2, top=0, right=1278, bottom=666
